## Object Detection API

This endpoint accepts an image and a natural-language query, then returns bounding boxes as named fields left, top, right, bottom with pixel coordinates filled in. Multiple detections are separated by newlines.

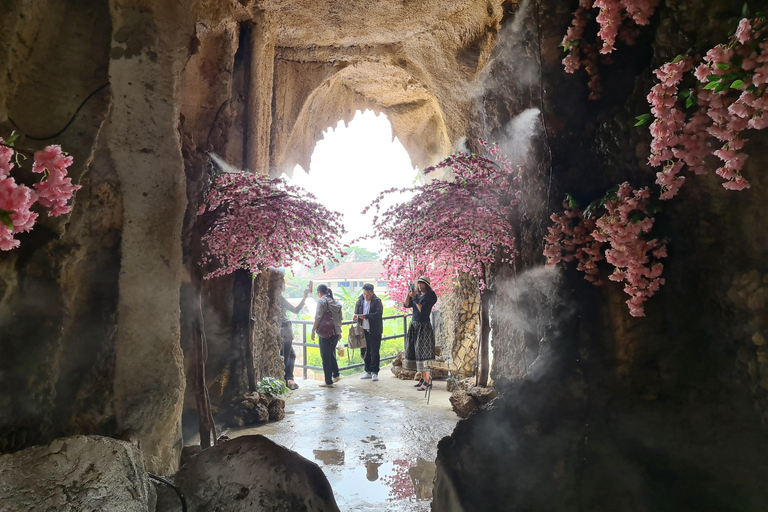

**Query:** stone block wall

left=433, top=272, right=480, bottom=379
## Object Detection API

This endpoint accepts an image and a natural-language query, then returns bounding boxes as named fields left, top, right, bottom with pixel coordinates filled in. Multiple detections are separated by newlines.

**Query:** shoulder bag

left=348, top=323, right=367, bottom=349
left=316, top=310, right=336, bottom=338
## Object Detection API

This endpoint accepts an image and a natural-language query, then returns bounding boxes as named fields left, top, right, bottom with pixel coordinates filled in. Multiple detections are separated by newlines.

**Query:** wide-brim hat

left=417, top=276, right=431, bottom=287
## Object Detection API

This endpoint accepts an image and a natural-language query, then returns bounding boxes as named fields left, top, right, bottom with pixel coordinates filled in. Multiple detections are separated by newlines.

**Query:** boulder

left=268, top=399, right=285, bottom=421
left=155, top=435, right=339, bottom=512
left=0, top=435, right=150, bottom=512
left=450, top=390, right=479, bottom=418
left=467, top=386, right=498, bottom=404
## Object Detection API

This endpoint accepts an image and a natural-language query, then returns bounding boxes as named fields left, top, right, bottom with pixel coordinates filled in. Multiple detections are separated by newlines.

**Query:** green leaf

left=731, top=79, right=745, bottom=88
left=565, top=193, right=577, bottom=209
left=671, top=55, right=685, bottom=64
left=685, top=96, right=694, bottom=109
left=0, top=211, right=13, bottom=230
left=715, top=81, right=729, bottom=93
left=634, top=113, right=651, bottom=126
left=679, top=89, right=691, bottom=98
left=5, top=131, right=19, bottom=145
left=707, top=75, right=722, bottom=82
left=716, top=62, right=729, bottom=71
left=704, top=81, right=719, bottom=90
left=742, top=2, right=750, bottom=18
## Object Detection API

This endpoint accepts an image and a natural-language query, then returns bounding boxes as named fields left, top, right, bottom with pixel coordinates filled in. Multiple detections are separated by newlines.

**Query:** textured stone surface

left=108, top=0, right=194, bottom=475
left=435, top=0, right=768, bottom=510
left=155, top=435, right=339, bottom=512
left=0, top=435, right=150, bottom=512
left=449, top=390, right=479, bottom=419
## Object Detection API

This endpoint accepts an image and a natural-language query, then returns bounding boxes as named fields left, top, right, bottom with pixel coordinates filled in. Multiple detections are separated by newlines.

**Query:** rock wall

left=434, top=0, right=768, bottom=510
left=433, top=272, right=481, bottom=379
left=0, top=0, right=115, bottom=453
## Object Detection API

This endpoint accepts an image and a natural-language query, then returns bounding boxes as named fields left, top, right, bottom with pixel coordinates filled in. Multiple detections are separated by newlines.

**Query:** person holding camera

left=354, top=283, right=384, bottom=381
left=403, top=276, right=438, bottom=391
left=311, top=284, right=343, bottom=387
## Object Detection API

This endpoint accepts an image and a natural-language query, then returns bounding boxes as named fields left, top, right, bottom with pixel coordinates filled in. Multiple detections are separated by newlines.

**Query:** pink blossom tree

left=362, top=141, right=523, bottom=386
left=198, top=166, right=345, bottom=279
left=188, top=159, right=344, bottom=447
left=0, top=134, right=80, bottom=250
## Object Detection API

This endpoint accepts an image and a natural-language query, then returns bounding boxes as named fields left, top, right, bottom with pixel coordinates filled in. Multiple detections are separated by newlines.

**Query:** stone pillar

left=108, top=1, right=191, bottom=474
left=245, top=13, right=276, bottom=175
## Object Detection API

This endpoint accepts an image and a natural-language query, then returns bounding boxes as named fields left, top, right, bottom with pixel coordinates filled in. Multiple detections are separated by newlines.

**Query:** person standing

left=403, top=276, right=438, bottom=391
left=311, top=284, right=343, bottom=387
left=280, top=282, right=311, bottom=390
left=354, top=283, right=384, bottom=381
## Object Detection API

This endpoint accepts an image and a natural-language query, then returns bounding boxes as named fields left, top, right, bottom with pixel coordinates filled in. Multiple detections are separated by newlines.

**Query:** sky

left=289, top=109, right=417, bottom=256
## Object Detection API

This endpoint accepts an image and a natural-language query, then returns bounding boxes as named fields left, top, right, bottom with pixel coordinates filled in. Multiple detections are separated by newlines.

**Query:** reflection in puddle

left=365, top=461, right=382, bottom=481
left=380, top=458, right=436, bottom=501
left=330, top=457, right=436, bottom=508
left=313, top=449, right=345, bottom=466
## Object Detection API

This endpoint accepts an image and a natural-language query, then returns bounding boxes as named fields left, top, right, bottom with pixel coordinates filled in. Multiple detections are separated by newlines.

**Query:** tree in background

left=188, top=156, right=344, bottom=447
left=362, top=141, right=522, bottom=386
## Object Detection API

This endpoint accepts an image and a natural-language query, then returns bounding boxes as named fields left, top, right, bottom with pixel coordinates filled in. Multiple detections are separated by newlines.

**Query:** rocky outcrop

left=0, top=435, right=150, bottom=512
left=155, top=435, right=339, bottom=512
left=224, top=392, right=285, bottom=428
left=434, top=0, right=768, bottom=510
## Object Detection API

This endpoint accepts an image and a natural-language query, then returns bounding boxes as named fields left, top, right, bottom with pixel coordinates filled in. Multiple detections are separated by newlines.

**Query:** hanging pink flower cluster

left=544, top=183, right=666, bottom=317
left=561, top=0, right=659, bottom=99
left=648, top=17, right=768, bottom=198
left=543, top=198, right=604, bottom=284
left=0, top=139, right=80, bottom=251
left=199, top=170, right=345, bottom=279
left=593, top=183, right=666, bottom=317
left=361, top=141, right=522, bottom=305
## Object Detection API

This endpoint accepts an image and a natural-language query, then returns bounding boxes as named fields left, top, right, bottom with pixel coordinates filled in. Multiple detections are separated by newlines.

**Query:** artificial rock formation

left=5, top=0, right=768, bottom=511
left=155, top=435, right=339, bottom=512
left=433, top=0, right=768, bottom=510
left=0, top=435, right=151, bottom=512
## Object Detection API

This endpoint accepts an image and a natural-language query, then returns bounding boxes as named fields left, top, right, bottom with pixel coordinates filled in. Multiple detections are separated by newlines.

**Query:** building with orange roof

left=314, top=261, right=388, bottom=294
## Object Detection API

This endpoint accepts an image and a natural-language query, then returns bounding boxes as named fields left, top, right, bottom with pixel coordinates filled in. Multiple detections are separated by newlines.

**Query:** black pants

left=319, top=335, right=340, bottom=384
left=283, top=341, right=296, bottom=381
left=361, top=330, right=382, bottom=375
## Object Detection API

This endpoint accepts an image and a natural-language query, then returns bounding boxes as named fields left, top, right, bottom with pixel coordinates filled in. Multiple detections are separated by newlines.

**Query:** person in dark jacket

left=354, top=283, right=384, bottom=381
left=404, top=276, right=438, bottom=391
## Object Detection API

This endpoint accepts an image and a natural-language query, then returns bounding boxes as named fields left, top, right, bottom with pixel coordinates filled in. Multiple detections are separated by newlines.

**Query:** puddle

left=327, top=457, right=436, bottom=510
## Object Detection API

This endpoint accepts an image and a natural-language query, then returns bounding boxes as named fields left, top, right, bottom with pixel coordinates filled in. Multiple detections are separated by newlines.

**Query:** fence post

left=403, top=315, right=407, bottom=341
left=302, top=323, right=308, bottom=380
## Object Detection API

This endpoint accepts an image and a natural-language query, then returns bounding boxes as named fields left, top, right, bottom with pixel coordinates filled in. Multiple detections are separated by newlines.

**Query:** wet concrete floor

left=225, top=370, right=459, bottom=512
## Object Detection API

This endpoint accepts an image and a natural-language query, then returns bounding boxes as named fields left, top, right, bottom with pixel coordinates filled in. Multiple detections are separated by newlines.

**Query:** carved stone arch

left=274, top=62, right=452, bottom=177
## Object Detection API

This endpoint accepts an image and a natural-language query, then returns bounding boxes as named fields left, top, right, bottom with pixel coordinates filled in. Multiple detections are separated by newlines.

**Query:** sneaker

left=360, top=372, right=372, bottom=380
left=319, top=383, right=334, bottom=387
left=371, top=374, right=378, bottom=382
left=333, top=376, right=340, bottom=383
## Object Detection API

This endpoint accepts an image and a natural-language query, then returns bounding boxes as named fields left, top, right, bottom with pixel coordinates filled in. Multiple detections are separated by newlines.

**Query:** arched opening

left=226, top=109, right=461, bottom=510
left=273, top=63, right=453, bottom=179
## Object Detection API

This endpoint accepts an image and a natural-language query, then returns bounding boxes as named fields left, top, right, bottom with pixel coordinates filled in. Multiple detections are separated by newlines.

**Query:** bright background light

left=290, top=109, right=417, bottom=255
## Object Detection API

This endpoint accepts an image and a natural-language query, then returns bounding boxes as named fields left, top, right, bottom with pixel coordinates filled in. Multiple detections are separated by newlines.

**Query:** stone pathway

left=225, top=370, right=459, bottom=512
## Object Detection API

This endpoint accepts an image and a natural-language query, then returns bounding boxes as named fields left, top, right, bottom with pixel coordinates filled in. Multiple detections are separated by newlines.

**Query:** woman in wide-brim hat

left=403, top=276, right=438, bottom=391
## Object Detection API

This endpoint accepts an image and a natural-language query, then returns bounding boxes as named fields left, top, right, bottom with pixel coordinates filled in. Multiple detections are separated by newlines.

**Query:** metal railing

left=290, top=315, right=410, bottom=379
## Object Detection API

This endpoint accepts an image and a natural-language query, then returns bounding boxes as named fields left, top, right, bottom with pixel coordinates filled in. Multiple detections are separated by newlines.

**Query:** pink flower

left=735, top=18, right=752, bottom=45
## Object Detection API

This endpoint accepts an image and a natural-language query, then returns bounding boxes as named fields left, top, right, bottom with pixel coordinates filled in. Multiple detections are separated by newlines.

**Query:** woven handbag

left=348, top=323, right=367, bottom=349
